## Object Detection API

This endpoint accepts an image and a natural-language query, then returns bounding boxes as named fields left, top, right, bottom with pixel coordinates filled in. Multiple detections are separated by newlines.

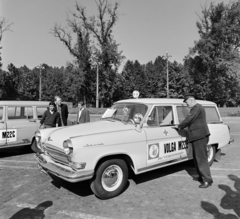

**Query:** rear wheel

left=207, top=145, right=216, bottom=166
left=90, top=159, right=128, bottom=199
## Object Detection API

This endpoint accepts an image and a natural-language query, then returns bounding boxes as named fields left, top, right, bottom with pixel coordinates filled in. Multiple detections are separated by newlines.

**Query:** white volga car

left=34, top=98, right=231, bottom=199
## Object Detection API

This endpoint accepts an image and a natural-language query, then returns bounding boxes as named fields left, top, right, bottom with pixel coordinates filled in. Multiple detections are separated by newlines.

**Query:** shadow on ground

left=0, top=146, right=33, bottom=158
left=49, top=173, right=94, bottom=197
left=48, top=160, right=195, bottom=199
left=201, top=174, right=240, bottom=219
left=130, top=160, right=197, bottom=185
left=9, top=201, right=53, bottom=219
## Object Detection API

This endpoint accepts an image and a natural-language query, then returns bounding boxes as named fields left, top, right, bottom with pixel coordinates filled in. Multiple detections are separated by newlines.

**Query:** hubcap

left=207, top=146, right=213, bottom=162
left=101, top=165, right=123, bottom=192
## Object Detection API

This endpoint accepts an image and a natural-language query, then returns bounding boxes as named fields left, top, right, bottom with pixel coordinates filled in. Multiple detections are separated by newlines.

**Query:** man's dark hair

left=78, top=101, right=86, bottom=105
left=49, top=101, right=56, bottom=106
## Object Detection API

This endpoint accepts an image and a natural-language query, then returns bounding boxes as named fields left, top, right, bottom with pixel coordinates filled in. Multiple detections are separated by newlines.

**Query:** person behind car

left=76, top=101, right=90, bottom=124
left=176, top=94, right=213, bottom=188
left=40, top=102, right=60, bottom=129
left=54, top=95, right=68, bottom=126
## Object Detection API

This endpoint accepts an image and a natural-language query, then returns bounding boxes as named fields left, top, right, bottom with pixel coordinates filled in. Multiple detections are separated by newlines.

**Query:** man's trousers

left=192, top=136, right=213, bottom=183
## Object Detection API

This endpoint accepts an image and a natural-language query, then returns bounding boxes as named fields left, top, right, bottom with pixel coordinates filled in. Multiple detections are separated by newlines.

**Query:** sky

left=0, top=0, right=231, bottom=72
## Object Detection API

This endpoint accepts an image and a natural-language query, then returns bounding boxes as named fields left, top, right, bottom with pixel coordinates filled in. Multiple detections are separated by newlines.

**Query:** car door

left=143, top=105, right=187, bottom=167
left=0, top=106, right=7, bottom=146
left=6, top=106, right=38, bottom=146
left=176, top=105, right=193, bottom=159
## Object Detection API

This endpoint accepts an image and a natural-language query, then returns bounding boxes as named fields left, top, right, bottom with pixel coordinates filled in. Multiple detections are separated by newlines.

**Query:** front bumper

left=34, top=153, right=94, bottom=183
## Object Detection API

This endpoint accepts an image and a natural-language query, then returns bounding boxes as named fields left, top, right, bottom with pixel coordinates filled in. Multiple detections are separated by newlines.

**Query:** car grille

left=44, top=143, right=69, bottom=165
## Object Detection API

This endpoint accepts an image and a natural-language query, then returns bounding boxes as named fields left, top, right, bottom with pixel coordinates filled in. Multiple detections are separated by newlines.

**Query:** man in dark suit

left=76, top=101, right=90, bottom=124
left=176, top=94, right=213, bottom=188
left=54, top=96, right=69, bottom=126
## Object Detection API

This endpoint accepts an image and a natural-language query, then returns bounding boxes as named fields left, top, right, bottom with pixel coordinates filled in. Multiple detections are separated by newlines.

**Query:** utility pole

left=96, top=64, right=99, bottom=108
left=162, top=52, right=172, bottom=98
left=37, top=63, right=44, bottom=101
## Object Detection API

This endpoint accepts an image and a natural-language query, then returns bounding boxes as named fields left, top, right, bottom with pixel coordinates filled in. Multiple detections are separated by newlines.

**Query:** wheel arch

left=94, top=154, right=135, bottom=175
left=210, top=143, right=218, bottom=150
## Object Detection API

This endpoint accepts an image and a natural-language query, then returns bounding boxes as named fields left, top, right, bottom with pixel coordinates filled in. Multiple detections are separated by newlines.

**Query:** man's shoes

left=199, top=181, right=213, bottom=188
left=193, top=177, right=203, bottom=182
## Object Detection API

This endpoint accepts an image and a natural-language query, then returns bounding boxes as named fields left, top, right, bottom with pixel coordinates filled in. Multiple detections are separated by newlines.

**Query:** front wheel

left=90, top=159, right=129, bottom=199
left=207, top=145, right=216, bottom=166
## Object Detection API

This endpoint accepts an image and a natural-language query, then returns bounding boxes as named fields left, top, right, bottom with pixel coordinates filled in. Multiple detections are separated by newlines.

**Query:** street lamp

left=162, top=52, right=172, bottom=98
left=37, top=63, right=44, bottom=101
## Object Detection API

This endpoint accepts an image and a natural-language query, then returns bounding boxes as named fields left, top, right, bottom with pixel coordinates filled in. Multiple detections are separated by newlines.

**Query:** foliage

left=184, top=1, right=240, bottom=106
left=3, top=1, right=240, bottom=107
left=52, top=0, right=125, bottom=107
left=0, top=17, right=13, bottom=69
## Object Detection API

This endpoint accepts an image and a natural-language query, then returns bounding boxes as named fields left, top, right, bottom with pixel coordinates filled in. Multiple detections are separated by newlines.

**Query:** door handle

left=29, top=119, right=37, bottom=122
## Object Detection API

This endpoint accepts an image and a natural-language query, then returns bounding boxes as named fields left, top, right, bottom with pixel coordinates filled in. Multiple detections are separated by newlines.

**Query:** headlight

left=63, top=139, right=73, bottom=155
left=35, top=131, right=42, bottom=149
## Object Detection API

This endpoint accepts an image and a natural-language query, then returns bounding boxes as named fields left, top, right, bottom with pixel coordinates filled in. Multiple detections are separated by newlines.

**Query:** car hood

left=45, top=120, right=134, bottom=147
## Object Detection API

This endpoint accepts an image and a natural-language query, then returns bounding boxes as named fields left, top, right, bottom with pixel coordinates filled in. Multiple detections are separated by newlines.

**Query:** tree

left=185, top=1, right=240, bottom=105
left=52, top=14, right=92, bottom=103
left=121, top=60, right=147, bottom=99
left=53, top=0, right=125, bottom=107
left=0, top=17, right=13, bottom=69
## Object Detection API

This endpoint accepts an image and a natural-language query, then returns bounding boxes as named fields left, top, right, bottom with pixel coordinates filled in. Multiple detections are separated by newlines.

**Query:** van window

left=24, top=107, right=33, bottom=119
left=7, top=107, right=33, bottom=120
left=147, top=106, right=174, bottom=126
left=37, top=107, right=47, bottom=119
left=0, top=107, right=3, bottom=120
left=176, top=106, right=221, bottom=123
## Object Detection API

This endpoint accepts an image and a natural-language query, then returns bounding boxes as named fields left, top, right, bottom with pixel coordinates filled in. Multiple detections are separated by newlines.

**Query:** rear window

left=204, top=106, right=221, bottom=123
left=176, top=105, right=221, bottom=123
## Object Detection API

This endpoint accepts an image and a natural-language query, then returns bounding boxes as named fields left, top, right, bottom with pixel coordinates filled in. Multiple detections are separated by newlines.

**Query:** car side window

left=0, top=107, right=3, bottom=120
left=177, top=105, right=221, bottom=124
left=204, top=106, right=221, bottom=123
left=7, top=107, right=33, bottom=120
left=147, top=106, right=174, bottom=126
left=37, top=107, right=47, bottom=119
left=176, top=106, right=190, bottom=123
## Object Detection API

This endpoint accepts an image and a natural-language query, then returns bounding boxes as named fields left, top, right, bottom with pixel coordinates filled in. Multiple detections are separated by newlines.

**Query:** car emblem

left=163, top=129, right=168, bottom=136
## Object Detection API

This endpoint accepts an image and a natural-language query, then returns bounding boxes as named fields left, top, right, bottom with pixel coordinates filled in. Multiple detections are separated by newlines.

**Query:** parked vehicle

left=0, top=101, right=49, bottom=149
left=34, top=98, right=231, bottom=199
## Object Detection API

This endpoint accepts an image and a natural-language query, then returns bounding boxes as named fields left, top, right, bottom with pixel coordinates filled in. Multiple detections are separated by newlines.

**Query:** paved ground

left=0, top=118, right=239, bottom=219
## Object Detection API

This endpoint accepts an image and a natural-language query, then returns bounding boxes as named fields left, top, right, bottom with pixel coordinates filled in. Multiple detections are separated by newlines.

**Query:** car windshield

left=101, top=103, right=148, bottom=123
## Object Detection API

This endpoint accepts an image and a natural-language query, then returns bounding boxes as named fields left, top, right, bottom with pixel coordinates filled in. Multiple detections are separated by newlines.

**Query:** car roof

left=0, top=101, right=49, bottom=106
left=115, top=98, right=216, bottom=105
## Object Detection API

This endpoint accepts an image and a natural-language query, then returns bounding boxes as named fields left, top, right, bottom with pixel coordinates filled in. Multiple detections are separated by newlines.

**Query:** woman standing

left=40, top=102, right=60, bottom=129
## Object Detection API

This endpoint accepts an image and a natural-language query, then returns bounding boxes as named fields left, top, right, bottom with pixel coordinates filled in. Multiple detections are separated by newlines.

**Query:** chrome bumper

left=34, top=153, right=94, bottom=183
